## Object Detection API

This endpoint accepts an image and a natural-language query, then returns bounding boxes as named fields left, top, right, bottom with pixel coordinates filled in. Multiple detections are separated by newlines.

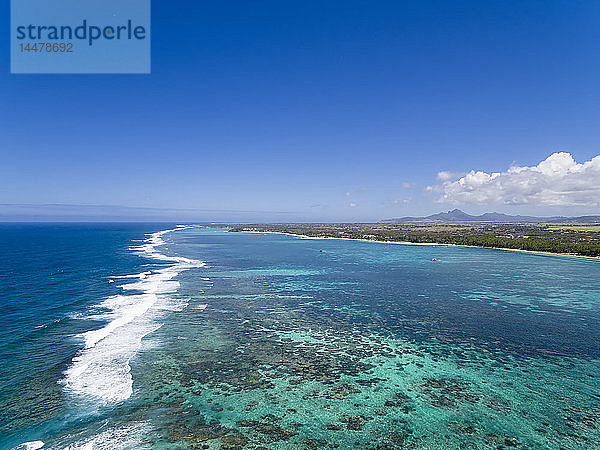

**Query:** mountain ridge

left=380, top=209, right=600, bottom=224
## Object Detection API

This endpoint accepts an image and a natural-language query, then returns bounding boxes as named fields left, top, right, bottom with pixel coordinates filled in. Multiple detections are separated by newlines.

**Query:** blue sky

left=2, top=1, right=600, bottom=221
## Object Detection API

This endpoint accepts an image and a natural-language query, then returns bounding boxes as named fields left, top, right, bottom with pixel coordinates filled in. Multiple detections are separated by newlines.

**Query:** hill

left=380, top=209, right=600, bottom=224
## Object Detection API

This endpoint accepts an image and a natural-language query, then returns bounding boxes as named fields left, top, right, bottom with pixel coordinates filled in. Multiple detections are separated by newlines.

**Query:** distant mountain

left=380, top=209, right=600, bottom=224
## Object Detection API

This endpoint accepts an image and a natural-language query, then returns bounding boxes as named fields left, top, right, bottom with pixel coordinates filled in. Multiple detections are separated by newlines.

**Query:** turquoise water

left=1, top=225, right=599, bottom=449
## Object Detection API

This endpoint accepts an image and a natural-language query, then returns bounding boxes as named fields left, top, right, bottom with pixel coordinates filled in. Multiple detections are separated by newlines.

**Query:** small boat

left=431, top=258, right=439, bottom=261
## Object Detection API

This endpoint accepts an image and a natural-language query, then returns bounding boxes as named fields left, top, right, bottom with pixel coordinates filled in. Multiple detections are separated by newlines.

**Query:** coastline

left=236, top=230, right=600, bottom=262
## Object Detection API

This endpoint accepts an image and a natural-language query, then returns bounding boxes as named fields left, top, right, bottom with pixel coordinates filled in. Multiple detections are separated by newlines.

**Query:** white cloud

left=401, top=182, right=413, bottom=189
left=432, top=152, right=600, bottom=207
left=349, top=202, right=357, bottom=207
left=436, top=171, right=459, bottom=182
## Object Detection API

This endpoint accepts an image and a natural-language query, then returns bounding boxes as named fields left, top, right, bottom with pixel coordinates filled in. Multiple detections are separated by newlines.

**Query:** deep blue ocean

left=1, top=224, right=599, bottom=449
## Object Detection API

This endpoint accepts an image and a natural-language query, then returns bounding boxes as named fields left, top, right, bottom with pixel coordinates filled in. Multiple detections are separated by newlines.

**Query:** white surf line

left=15, top=441, right=45, bottom=450
left=61, top=225, right=205, bottom=406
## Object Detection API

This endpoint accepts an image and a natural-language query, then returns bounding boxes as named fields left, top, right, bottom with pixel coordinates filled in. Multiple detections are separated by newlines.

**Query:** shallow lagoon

left=130, top=228, right=600, bottom=449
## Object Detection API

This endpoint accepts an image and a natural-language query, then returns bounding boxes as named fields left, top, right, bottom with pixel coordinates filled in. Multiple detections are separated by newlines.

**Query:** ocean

left=1, top=224, right=599, bottom=449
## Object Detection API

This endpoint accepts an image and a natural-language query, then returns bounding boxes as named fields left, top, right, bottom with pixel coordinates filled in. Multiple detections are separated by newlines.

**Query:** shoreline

left=236, top=230, right=600, bottom=262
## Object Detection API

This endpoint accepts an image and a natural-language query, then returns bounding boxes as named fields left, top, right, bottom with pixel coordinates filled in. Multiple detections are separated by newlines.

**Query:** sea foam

left=15, top=442, right=44, bottom=450
left=64, top=422, right=151, bottom=450
left=62, top=226, right=204, bottom=406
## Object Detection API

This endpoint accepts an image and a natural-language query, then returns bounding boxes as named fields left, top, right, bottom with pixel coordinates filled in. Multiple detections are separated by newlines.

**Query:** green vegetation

left=223, top=223, right=600, bottom=258
left=547, top=225, right=600, bottom=232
